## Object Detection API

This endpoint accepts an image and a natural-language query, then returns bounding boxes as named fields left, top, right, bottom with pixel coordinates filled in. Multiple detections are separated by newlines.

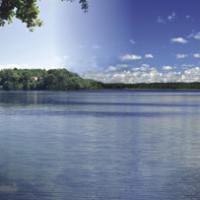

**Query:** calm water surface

left=0, top=90, right=200, bottom=200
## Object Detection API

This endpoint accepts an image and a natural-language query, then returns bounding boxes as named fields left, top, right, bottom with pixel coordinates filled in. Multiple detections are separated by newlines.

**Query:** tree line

left=1, top=68, right=200, bottom=90
left=0, top=68, right=102, bottom=90
left=102, top=82, right=200, bottom=90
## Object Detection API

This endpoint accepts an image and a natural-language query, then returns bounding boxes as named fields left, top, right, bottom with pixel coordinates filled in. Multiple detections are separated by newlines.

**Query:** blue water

left=0, top=90, right=200, bottom=200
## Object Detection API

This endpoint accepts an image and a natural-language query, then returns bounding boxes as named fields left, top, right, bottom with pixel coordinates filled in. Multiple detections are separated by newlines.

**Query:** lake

left=0, top=90, right=200, bottom=200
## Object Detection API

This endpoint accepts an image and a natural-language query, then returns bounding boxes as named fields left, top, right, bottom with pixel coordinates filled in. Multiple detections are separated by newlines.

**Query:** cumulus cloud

left=171, top=37, right=188, bottom=44
left=120, top=53, right=154, bottom=61
left=140, top=64, right=150, bottom=68
left=144, top=54, right=154, bottom=59
left=83, top=64, right=200, bottom=83
left=105, top=64, right=129, bottom=72
left=162, top=66, right=173, bottom=71
left=188, top=32, right=200, bottom=40
left=180, top=67, right=200, bottom=82
left=176, top=54, right=188, bottom=59
left=120, top=54, right=142, bottom=61
left=193, top=53, right=200, bottom=58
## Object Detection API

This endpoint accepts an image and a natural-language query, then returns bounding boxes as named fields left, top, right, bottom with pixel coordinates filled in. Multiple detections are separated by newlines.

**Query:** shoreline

left=2, top=88, right=200, bottom=92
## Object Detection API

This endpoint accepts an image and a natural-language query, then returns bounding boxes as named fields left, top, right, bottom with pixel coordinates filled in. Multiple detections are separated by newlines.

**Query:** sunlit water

left=0, top=90, right=200, bottom=200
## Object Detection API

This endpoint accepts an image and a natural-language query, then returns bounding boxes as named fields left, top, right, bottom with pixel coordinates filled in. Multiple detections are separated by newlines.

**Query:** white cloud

left=141, top=64, right=150, bottom=68
left=144, top=54, right=154, bottom=59
left=176, top=54, right=188, bottom=59
left=83, top=64, right=200, bottom=83
left=188, top=32, right=200, bottom=40
left=193, top=32, right=200, bottom=40
left=171, top=37, right=188, bottom=44
left=105, top=64, right=129, bottom=72
left=120, top=54, right=142, bottom=61
left=106, top=66, right=117, bottom=72
left=120, top=53, right=154, bottom=61
left=131, top=64, right=150, bottom=72
left=168, top=12, right=176, bottom=21
left=162, top=66, right=173, bottom=71
left=130, top=39, right=136, bottom=45
left=180, top=67, right=200, bottom=82
left=193, top=53, right=200, bottom=58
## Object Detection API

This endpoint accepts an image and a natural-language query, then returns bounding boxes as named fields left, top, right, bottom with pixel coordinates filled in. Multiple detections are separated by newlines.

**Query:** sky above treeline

left=1, top=0, right=200, bottom=83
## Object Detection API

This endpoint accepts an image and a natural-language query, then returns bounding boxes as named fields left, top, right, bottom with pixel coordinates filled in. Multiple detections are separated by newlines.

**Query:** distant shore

left=102, top=82, right=200, bottom=90
left=0, top=68, right=200, bottom=90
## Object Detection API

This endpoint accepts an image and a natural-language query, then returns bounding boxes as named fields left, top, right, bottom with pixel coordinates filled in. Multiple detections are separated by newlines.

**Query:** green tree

left=0, top=68, right=102, bottom=91
left=0, top=0, right=88, bottom=29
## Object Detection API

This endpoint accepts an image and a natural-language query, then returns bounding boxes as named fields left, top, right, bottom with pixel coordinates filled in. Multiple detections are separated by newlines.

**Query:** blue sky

left=1, top=0, right=200, bottom=83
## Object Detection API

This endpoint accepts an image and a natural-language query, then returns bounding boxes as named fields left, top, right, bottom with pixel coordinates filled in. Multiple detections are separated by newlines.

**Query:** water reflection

left=0, top=90, right=200, bottom=199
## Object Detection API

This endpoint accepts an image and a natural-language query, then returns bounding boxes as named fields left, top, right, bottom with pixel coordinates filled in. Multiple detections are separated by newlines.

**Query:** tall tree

left=0, top=0, right=88, bottom=29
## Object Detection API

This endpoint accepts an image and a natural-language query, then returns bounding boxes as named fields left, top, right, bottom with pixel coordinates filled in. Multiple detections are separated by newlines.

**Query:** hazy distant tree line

left=102, top=82, right=200, bottom=90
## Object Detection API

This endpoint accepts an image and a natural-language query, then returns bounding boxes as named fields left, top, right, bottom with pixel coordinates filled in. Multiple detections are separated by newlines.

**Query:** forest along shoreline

left=1, top=68, right=200, bottom=90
